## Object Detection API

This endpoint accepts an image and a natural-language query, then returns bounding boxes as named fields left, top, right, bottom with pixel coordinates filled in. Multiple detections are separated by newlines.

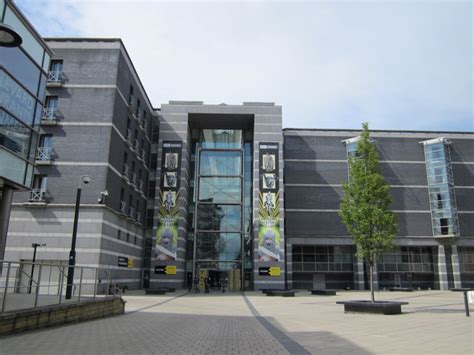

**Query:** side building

left=0, top=0, right=52, bottom=264
left=284, top=129, right=474, bottom=290
left=4, top=38, right=159, bottom=291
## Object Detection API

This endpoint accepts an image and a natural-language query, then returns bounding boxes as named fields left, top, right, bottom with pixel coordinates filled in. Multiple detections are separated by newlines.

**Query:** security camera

left=82, top=176, right=91, bottom=184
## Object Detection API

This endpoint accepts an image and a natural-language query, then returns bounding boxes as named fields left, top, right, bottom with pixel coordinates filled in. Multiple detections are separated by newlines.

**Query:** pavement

left=0, top=290, right=472, bottom=354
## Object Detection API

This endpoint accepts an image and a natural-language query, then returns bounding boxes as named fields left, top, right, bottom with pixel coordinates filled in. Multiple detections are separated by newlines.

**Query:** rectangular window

left=199, top=150, right=241, bottom=176
left=48, top=60, right=63, bottom=82
left=128, top=85, right=134, bottom=104
left=37, top=134, right=52, bottom=161
left=0, top=70, right=36, bottom=125
left=198, top=177, right=241, bottom=204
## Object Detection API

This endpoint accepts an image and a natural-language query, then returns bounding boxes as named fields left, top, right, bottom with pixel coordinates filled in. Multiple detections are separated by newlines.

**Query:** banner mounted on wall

left=155, top=141, right=182, bottom=261
left=258, top=142, right=281, bottom=263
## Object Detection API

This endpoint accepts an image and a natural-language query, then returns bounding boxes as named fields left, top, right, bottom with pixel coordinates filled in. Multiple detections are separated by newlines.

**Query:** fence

left=0, top=260, right=121, bottom=315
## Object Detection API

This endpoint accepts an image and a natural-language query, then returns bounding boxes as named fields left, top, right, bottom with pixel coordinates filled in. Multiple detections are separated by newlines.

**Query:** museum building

left=1, top=28, right=473, bottom=292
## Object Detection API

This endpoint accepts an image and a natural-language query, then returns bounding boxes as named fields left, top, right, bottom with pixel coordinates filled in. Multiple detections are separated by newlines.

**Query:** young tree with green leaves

left=339, top=123, right=398, bottom=302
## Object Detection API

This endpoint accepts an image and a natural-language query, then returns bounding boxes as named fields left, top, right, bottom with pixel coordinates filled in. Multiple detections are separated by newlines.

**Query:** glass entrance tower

left=189, top=129, right=252, bottom=291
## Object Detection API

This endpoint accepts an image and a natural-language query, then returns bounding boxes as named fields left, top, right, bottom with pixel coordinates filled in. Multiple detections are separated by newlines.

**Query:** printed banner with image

left=258, top=143, right=281, bottom=262
left=155, top=141, right=182, bottom=261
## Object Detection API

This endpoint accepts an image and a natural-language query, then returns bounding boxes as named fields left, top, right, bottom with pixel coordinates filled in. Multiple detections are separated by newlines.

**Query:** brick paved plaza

left=0, top=290, right=472, bottom=354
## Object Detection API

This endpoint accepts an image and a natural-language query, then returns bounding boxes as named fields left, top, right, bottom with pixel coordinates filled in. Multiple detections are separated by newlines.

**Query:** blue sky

left=16, top=0, right=473, bottom=131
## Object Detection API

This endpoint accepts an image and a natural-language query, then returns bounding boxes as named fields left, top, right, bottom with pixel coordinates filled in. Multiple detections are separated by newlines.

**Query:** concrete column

left=0, top=188, right=14, bottom=266
left=450, top=245, right=462, bottom=288
left=437, top=245, right=449, bottom=290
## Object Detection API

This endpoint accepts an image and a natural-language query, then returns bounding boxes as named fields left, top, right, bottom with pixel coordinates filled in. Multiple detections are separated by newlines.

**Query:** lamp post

left=28, top=242, right=46, bottom=294
left=0, top=23, right=22, bottom=47
left=65, top=175, right=90, bottom=299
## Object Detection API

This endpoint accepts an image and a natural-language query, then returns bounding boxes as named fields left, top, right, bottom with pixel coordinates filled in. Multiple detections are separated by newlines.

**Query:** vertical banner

left=155, top=141, right=182, bottom=261
left=258, top=143, right=281, bottom=262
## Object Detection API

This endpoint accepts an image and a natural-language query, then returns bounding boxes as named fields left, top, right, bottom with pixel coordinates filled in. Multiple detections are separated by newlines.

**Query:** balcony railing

left=140, top=149, right=146, bottom=161
left=42, top=108, right=57, bottom=121
left=36, top=147, right=52, bottom=161
left=138, top=180, right=143, bottom=192
left=134, top=141, right=139, bottom=152
left=136, top=211, right=141, bottom=223
left=30, top=189, right=45, bottom=202
left=122, top=164, right=129, bottom=177
left=120, top=200, right=126, bottom=214
left=47, top=70, right=62, bottom=83
left=129, top=206, right=135, bottom=218
left=131, top=172, right=137, bottom=185
left=126, top=129, right=132, bottom=145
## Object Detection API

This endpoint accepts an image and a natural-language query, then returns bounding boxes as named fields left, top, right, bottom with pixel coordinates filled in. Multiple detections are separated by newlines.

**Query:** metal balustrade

left=129, top=206, right=135, bottom=218
left=0, top=260, right=120, bottom=315
left=47, top=70, right=62, bottom=83
left=122, top=164, right=129, bottom=177
left=120, top=200, right=127, bottom=214
left=41, top=108, right=57, bottom=121
left=30, top=189, right=45, bottom=202
left=36, top=147, right=52, bottom=161
left=131, top=172, right=137, bottom=185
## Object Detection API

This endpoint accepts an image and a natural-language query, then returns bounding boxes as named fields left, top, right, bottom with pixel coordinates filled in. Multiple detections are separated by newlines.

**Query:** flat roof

left=283, top=128, right=474, bottom=135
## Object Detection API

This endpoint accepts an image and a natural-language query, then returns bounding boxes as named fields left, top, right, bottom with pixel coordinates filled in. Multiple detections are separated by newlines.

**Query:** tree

left=339, top=123, right=398, bottom=302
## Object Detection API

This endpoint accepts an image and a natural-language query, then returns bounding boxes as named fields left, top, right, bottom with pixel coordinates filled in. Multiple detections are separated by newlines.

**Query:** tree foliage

left=339, top=123, right=398, bottom=301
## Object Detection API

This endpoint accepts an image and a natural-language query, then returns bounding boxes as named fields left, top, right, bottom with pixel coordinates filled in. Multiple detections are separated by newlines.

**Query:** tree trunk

left=369, top=263, right=375, bottom=302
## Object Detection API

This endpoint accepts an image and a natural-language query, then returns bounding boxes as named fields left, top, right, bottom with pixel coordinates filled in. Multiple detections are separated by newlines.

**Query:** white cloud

left=16, top=0, right=473, bottom=131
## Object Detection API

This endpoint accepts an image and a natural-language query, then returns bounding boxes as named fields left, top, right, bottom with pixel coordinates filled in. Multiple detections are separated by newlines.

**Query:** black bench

left=336, top=300, right=409, bottom=315
left=265, top=290, right=295, bottom=297
left=310, top=289, right=337, bottom=296
left=145, top=288, right=169, bottom=295
left=389, top=287, right=413, bottom=292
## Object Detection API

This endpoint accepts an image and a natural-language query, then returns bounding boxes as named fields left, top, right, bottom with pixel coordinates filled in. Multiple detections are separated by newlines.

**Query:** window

left=37, top=134, right=52, bottom=160
left=43, top=96, right=58, bottom=121
left=127, top=117, right=131, bottom=130
left=148, top=181, right=156, bottom=200
left=422, top=138, right=459, bottom=237
left=30, top=174, right=47, bottom=201
left=150, top=153, right=158, bottom=170
left=146, top=208, right=154, bottom=228
left=126, top=233, right=130, bottom=243
left=117, top=229, right=121, bottom=240
left=152, top=123, right=159, bottom=143
left=48, top=60, right=63, bottom=82
left=135, top=98, right=141, bottom=116
left=120, top=188, right=125, bottom=212
left=0, top=109, right=34, bottom=158
left=128, top=85, right=134, bottom=104
left=122, top=152, right=128, bottom=174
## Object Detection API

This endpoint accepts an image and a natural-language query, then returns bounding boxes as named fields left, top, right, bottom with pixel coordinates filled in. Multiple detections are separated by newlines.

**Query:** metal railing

left=30, top=189, right=45, bottom=202
left=1, top=260, right=121, bottom=315
left=120, top=200, right=127, bottom=214
left=138, top=180, right=143, bottom=192
left=129, top=206, right=135, bottom=218
left=134, top=141, right=140, bottom=152
left=140, top=149, right=146, bottom=161
left=36, top=147, right=52, bottom=161
left=126, top=129, right=132, bottom=145
left=122, top=164, right=129, bottom=177
left=136, top=211, right=141, bottom=223
left=47, top=70, right=62, bottom=83
left=42, top=108, right=57, bottom=121
left=131, top=172, right=137, bottom=185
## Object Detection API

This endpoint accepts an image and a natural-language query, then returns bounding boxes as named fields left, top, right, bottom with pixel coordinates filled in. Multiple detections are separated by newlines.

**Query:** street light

left=0, top=23, right=22, bottom=47
left=65, top=175, right=90, bottom=299
left=28, top=242, right=46, bottom=294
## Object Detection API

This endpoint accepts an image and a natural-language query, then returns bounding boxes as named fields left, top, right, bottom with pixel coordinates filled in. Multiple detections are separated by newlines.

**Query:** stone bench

left=310, top=289, right=337, bottom=296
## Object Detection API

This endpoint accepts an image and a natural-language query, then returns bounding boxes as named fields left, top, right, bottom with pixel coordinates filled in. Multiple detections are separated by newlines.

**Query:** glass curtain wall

left=188, top=129, right=252, bottom=291
left=422, top=139, right=459, bottom=237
